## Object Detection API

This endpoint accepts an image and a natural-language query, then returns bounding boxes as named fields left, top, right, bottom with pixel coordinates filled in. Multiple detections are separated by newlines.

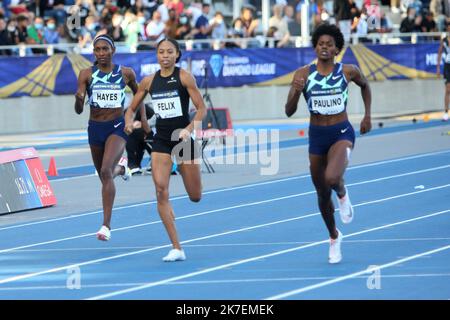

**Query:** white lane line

left=86, top=209, right=450, bottom=300
left=9, top=237, right=450, bottom=253
left=266, top=244, right=450, bottom=300
left=1, top=274, right=450, bottom=292
left=1, top=149, right=449, bottom=231
left=0, top=169, right=449, bottom=254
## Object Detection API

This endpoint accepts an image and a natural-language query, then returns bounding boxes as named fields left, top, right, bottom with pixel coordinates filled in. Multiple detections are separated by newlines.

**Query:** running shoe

left=337, top=186, right=354, bottom=224
left=118, top=157, right=131, bottom=181
left=162, top=249, right=186, bottom=262
left=96, top=225, right=111, bottom=241
left=329, top=229, right=343, bottom=264
left=443, top=113, right=449, bottom=121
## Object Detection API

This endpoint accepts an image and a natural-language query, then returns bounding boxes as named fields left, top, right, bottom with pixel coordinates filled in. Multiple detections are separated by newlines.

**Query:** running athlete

left=437, top=22, right=450, bottom=121
left=75, top=34, right=150, bottom=241
left=285, top=24, right=372, bottom=264
left=124, top=38, right=207, bottom=262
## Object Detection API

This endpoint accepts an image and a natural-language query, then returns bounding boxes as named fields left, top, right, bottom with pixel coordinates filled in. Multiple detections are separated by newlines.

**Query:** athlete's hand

left=124, top=122, right=134, bottom=135
left=360, top=115, right=372, bottom=135
left=292, top=77, right=305, bottom=93
left=179, top=128, right=191, bottom=141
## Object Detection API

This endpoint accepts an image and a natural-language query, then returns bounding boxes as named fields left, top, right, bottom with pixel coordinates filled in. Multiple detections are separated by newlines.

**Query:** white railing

left=0, top=32, right=443, bottom=57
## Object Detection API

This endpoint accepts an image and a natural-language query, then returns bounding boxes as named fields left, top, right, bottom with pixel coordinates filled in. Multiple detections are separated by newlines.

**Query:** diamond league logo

left=209, top=54, right=223, bottom=78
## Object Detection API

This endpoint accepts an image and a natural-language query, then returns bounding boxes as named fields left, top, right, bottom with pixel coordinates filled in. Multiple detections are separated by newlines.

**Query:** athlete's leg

left=445, top=83, right=450, bottom=116
left=178, top=161, right=202, bottom=203
left=310, top=153, right=338, bottom=239
left=90, top=144, right=104, bottom=182
left=99, top=134, right=127, bottom=229
left=152, top=152, right=182, bottom=249
left=325, top=140, right=353, bottom=198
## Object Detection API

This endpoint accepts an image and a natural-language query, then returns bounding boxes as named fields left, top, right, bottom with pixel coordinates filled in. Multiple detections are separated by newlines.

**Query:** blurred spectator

left=265, top=25, right=279, bottom=47
left=75, top=0, right=98, bottom=26
left=226, top=17, right=245, bottom=48
left=142, top=0, right=158, bottom=18
left=400, top=7, right=418, bottom=32
left=43, top=17, right=60, bottom=44
left=193, top=2, right=214, bottom=49
left=210, top=11, right=227, bottom=40
left=28, top=16, right=45, bottom=53
left=240, top=6, right=259, bottom=38
left=165, top=8, right=178, bottom=39
left=136, top=11, right=148, bottom=41
left=122, top=10, right=140, bottom=50
left=377, top=10, right=393, bottom=33
left=269, top=4, right=291, bottom=47
left=8, top=0, right=29, bottom=16
left=40, top=0, right=66, bottom=28
left=175, top=12, right=193, bottom=40
left=334, top=0, right=353, bottom=42
left=108, top=12, right=125, bottom=42
left=169, top=0, right=184, bottom=16
left=284, top=5, right=300, bottom=36
left=312, top=0, right=331, bottom=28
left=430, top=0, right=446, bottom=31
left=157, top=0, right=171, bottom=23
left=16, top=14, right=30, bottom=44
left=78, top=15, right=98, bottom=48
left=421, top=10, right=437, bottom=32
left=0, top=16, right=13, bottom=55
left=146, top=9, right=165, bottom=44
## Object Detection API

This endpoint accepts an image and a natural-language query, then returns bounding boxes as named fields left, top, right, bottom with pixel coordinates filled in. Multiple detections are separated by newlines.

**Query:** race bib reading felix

left=92, top=83, right=122, bottom=108
left=152, top=90, right=183, bottom=119
left=311, top=93, right=345, bottom=115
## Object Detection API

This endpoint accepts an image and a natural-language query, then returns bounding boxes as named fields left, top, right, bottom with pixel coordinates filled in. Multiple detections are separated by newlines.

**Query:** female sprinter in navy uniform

left=124, top=38, right=207, bottom=262
left=285, top=24, right=372, bottom=264
left=75, top=34, right=150, bottom=241
left=437, top=22, right=450, bottom=121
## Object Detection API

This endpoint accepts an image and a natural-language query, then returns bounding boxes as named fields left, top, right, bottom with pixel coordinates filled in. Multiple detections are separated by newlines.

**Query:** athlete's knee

left=188, top=191, right=202, bottom=203
left=324, top=171, right=341, bottom=188
left=99, top=167, right=113, bottom=181
left=155, top=184, right=169, bottom=202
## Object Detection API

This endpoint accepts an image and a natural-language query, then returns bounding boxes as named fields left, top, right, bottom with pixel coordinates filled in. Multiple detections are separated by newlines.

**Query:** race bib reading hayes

left=92, top=83, right=122, bottom=108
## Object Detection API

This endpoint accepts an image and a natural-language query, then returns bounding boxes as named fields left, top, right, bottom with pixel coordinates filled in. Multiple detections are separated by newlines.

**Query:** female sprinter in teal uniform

left=75, top=34, right=150, bottom=241
left=124, top=38, right=207, bottom=262
left=285, top=24, right=372, bottom=264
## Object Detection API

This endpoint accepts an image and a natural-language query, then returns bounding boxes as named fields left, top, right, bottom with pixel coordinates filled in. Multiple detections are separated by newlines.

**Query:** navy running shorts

left=151, top=136, right=201, bottom=162
left=308, top=120, right=355, bottom=155
left=88, top=116, right=128, bottom=147
left=444, top=64, right=450, bottom=84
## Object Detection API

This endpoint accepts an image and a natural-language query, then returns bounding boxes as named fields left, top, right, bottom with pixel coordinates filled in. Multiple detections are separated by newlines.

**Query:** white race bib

left=92, top=84, right=122, bottom=108
left=152, top=90, right=183, bottom=119
left=311, top=94, right=345, bottom=115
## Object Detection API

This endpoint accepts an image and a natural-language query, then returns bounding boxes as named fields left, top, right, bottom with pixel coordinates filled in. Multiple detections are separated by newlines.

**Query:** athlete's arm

left=437, top=39, right=443, bottom=77
left=180, top=69, right=207, bottom=138
left=285, top=67, right=307, bottom=117
left=347, top=64, right=372, bottom=135
left=74, top=68, right=89, bottom=114
left=124, top=75, right=153, bottom=135
left=124, top=67, right=151, bottom=135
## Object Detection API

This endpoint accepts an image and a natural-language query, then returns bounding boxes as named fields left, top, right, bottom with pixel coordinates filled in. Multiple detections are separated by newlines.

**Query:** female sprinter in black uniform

left=285, top=24, right=372, bottom=264
left=124, top=38, right=207, bottom=262
left=75, top=34, right=150, bottom=241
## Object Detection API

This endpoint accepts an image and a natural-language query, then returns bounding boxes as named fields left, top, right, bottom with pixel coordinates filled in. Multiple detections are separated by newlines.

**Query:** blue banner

left=0, top=43, right=441, bottom=98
